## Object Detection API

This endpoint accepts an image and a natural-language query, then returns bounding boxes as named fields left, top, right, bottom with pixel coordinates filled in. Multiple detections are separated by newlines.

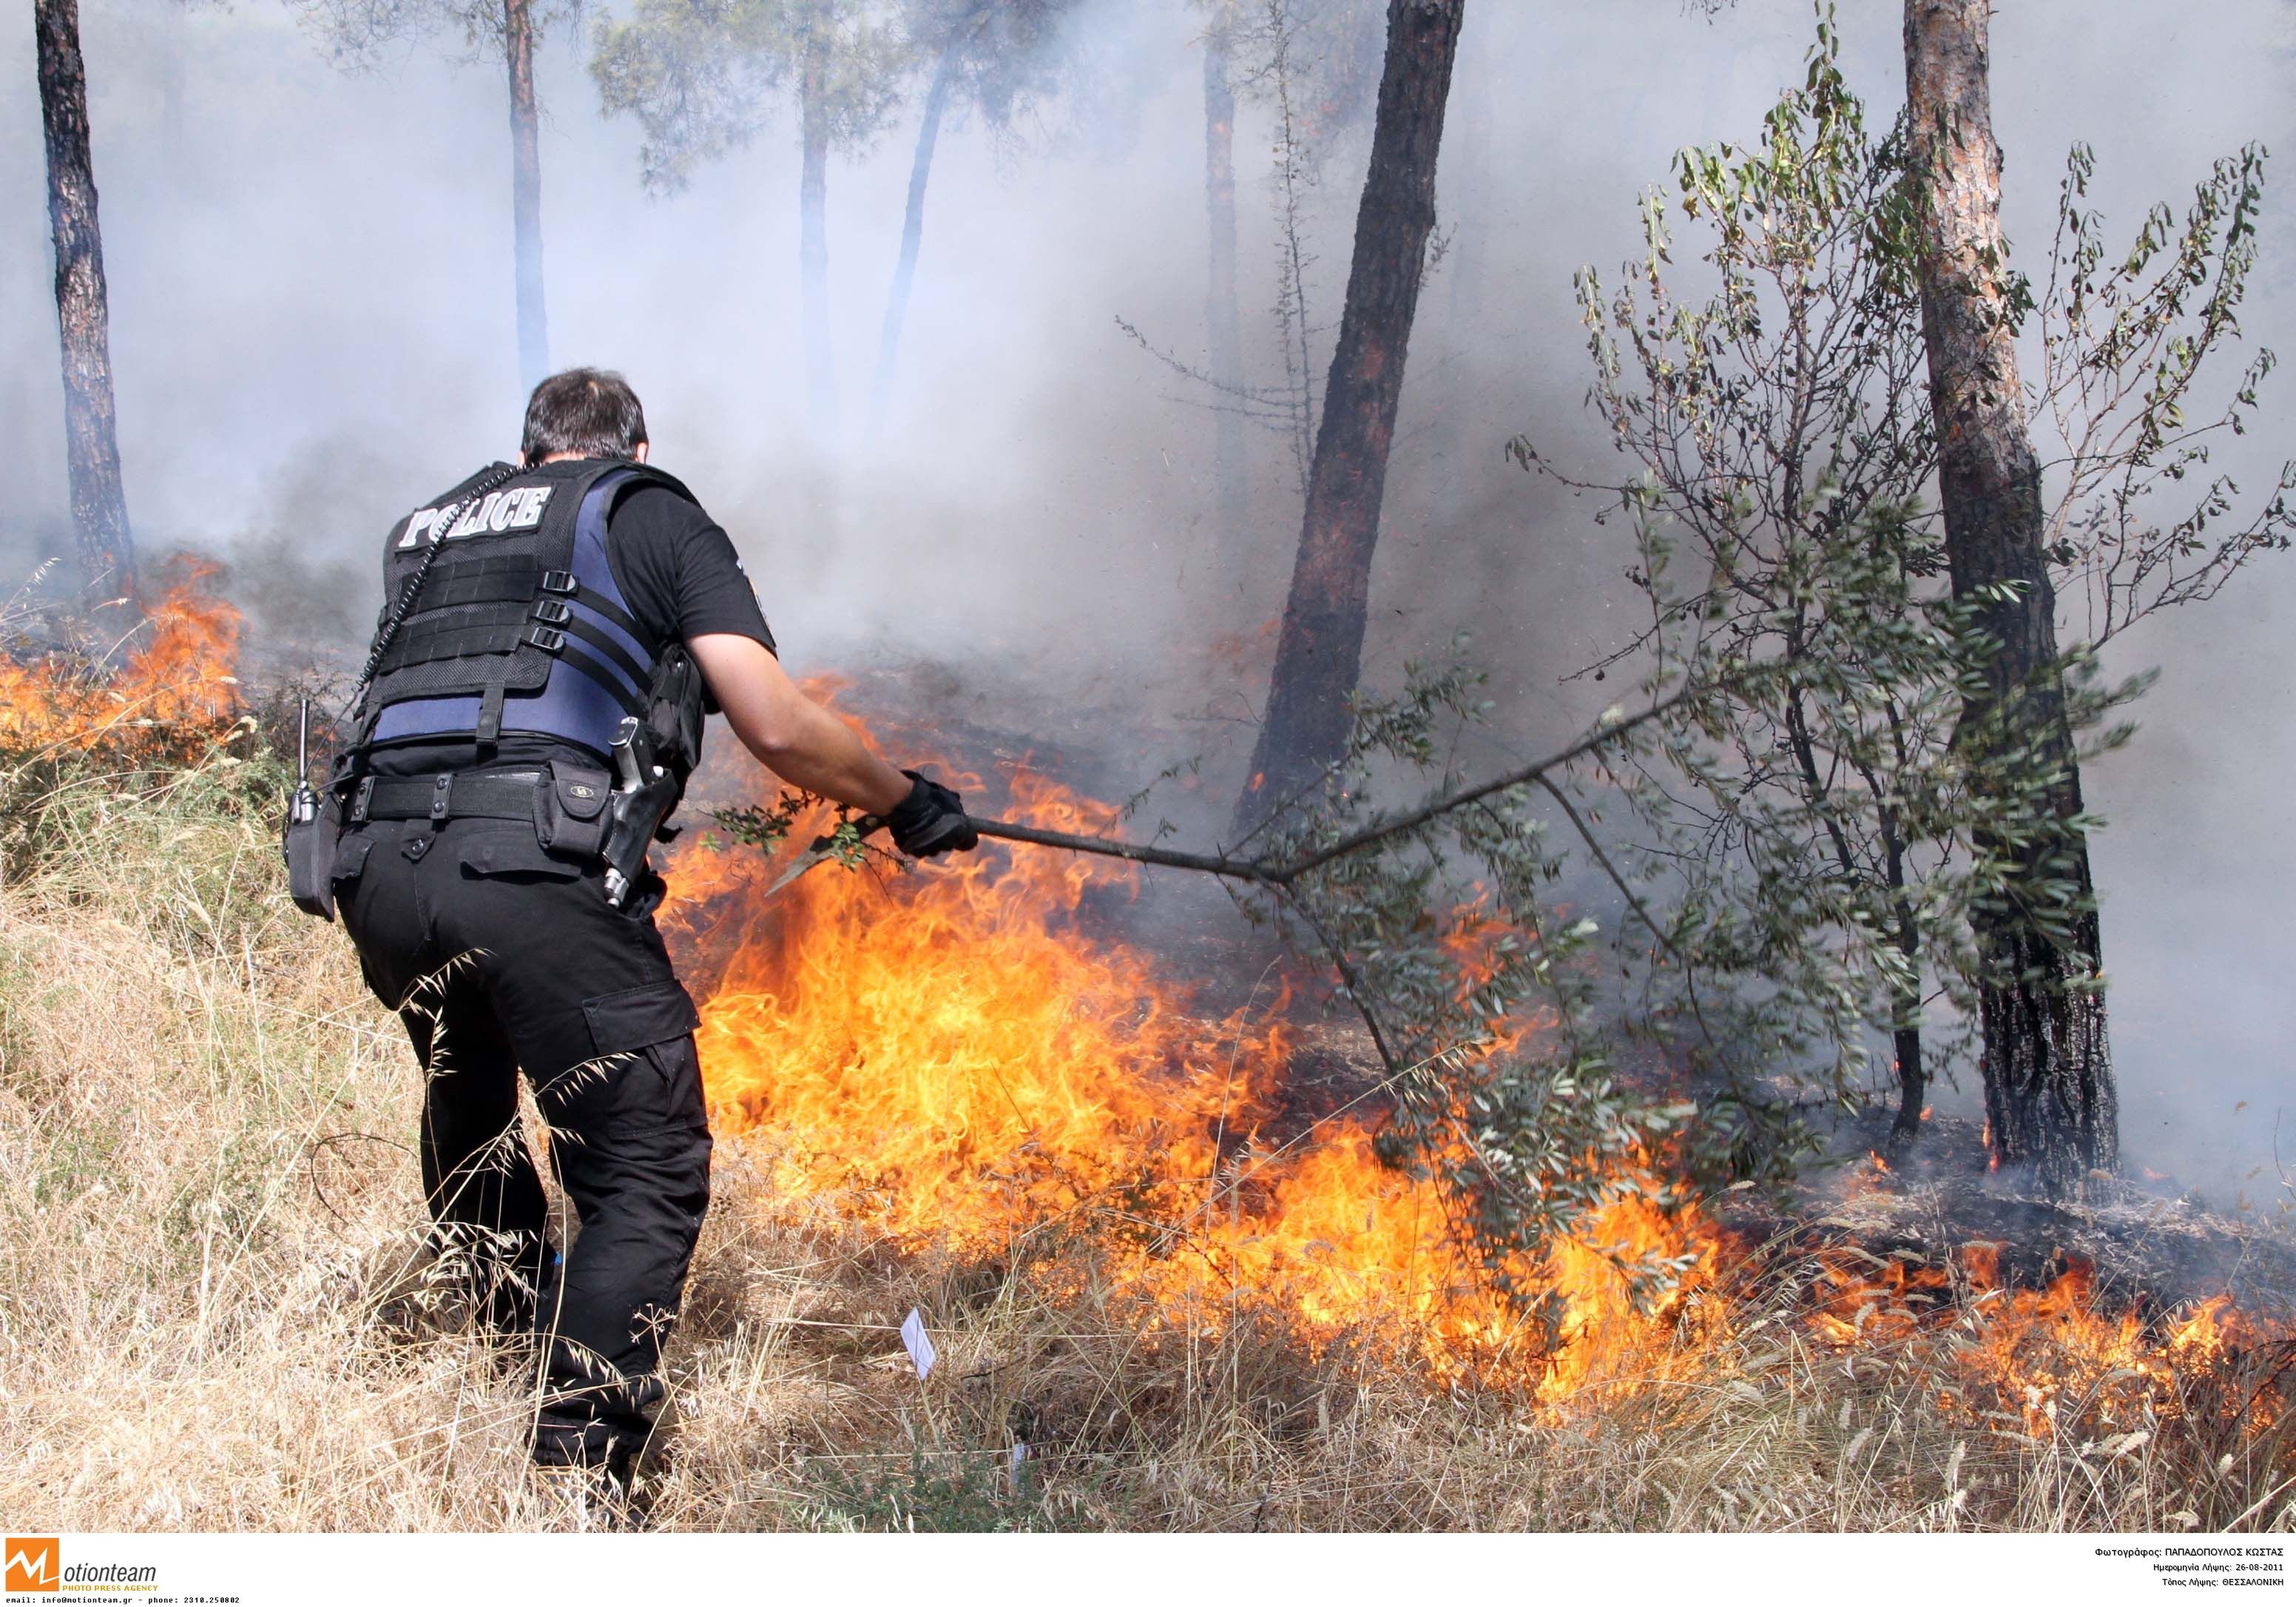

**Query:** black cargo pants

left=333, top=809, right=712, bottom=1478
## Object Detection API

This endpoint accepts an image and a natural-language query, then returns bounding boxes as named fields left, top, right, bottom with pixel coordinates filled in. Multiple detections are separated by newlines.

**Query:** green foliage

left=2036, top=140, right=2295, bottom=642
left=592, top=0, right=908, bottom=193
left=709, top=789, right=812, bottom=855
left=711, top=789, right=875, bottom=869
left=899, top=0, right=1083, bottom=136
left=1238, top=661, right=1721, bottom=1302
left=802, top=1435, right=1049, bottom=1532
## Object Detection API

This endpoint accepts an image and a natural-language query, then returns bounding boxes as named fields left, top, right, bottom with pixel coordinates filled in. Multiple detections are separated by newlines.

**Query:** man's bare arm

left=689, top=633, right=913, bottom=816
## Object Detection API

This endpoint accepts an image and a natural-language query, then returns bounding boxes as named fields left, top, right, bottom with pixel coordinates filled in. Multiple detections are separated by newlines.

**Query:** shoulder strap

left=568, top=462, right=698, bottom=653
left=603, top=462, right=699, bottom=507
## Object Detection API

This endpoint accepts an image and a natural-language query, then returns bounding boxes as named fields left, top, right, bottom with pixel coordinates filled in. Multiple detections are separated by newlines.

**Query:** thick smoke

left=1, top=0, right=2289, bottom=1193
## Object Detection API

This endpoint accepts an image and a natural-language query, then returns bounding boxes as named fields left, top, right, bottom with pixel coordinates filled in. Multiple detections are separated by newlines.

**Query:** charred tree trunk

left=1889, top=1017, right=1927, bottom=1159
left=504, top=0, right=550, bottom=393
left=35, top=0, right=135, bottom=607
left=1236, top=0, right=1465, bottom=831
left=1203, top=2, right=1247, bottom=557
left=1887, top=879, right=1928, bottom=1162
left=798, top=32, right=836, bottom=442
left=1903, top=0, right=2116, bottom=1186
left=868, top=48, right=956, bottom=438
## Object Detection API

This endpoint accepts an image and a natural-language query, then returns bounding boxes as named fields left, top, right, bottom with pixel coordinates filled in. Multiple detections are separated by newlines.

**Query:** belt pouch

left=536, top=762, right=612, bottom=858
left=283, top=784, right=344, bottom=921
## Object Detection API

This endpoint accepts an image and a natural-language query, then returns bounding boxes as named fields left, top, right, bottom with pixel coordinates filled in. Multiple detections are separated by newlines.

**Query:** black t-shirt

left=365, top=475, right=774, bottom=778
left=601, top=484, right=777, bottom=660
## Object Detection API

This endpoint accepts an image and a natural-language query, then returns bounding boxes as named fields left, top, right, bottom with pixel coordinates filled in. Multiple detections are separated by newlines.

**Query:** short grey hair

left=521, top=368, right=648, bottom=462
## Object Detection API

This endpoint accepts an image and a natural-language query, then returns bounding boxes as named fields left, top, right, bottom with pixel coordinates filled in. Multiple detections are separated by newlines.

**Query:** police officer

left=327, top=368, right=976, bottom=1497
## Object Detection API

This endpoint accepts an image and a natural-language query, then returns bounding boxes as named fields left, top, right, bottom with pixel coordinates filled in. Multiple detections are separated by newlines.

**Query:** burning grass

left=0, top=676, right=2287, bottom=1529
left=0, top=560, right=243, bottom=767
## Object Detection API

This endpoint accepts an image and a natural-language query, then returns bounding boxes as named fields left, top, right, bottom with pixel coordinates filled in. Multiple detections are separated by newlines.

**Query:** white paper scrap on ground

left=899, top=1307, right=937, bottom=1379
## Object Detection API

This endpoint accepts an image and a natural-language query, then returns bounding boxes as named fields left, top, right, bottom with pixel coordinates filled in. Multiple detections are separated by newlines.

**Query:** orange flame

left=1808, top=1242, right=2287, bottom=1440
left=1, top=562, right=242, bottom=760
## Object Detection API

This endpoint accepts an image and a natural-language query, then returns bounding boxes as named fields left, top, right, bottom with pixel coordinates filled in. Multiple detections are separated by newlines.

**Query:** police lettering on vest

left=396, top=485, right=556, bottom=548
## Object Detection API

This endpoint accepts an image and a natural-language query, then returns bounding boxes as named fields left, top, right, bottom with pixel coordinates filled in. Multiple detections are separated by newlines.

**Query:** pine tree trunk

left=1203, top=1, right=1247, bottom=559
left=35, top=0, right=135, bottom=607
left=868, top=50, right=955, bottom=439
left=798, top=33, right=836, bottom=442
left=1236, top=0, right=1465, bottom=829
left=504, top=0, right=550, bottom=394
left=1903, top=0, right=2116, bottom=1187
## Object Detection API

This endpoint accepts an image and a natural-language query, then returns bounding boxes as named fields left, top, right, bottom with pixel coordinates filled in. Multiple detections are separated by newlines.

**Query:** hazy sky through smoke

left=2, top=0, right=2289, bottom=1194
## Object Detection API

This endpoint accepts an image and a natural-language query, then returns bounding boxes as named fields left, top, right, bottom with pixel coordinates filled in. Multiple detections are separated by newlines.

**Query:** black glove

left=885, top=769, right=979, bottom=858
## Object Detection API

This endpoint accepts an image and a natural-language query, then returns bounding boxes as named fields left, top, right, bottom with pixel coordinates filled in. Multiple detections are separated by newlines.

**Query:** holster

left=283, top=781, right=345, bottom=921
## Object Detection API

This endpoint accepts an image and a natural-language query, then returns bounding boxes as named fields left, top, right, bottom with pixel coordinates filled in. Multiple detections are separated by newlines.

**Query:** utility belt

left=345, top=764, right=613, bottom=860
left=289, top=710, right=685, bottom=921
left=288, top=644, right=704, bottom=925
left=351, top=769, right=543, bottom=824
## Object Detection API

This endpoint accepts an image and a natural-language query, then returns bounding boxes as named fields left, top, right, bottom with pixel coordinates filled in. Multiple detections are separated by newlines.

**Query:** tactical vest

left=358, top=457, right=697, bottom=761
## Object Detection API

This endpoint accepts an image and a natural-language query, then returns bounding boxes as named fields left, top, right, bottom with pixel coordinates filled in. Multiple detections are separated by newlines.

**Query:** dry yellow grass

left=1, top=755, right=2287, bottom=1532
